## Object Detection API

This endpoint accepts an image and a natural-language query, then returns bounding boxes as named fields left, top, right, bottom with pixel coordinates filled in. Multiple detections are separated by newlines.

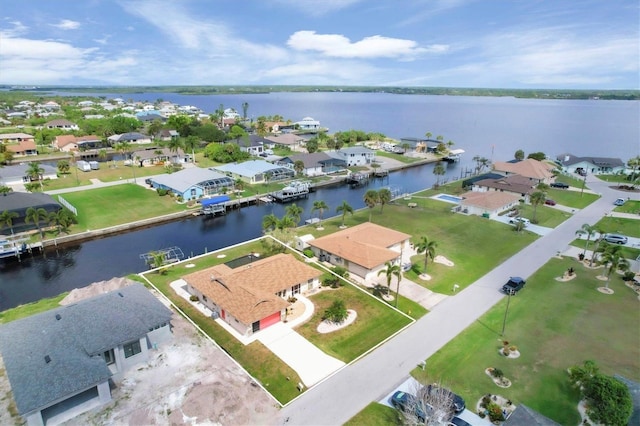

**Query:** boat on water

left=0, top=236, right=29, bottom=260
left=271, top=181, right=311, bottom=202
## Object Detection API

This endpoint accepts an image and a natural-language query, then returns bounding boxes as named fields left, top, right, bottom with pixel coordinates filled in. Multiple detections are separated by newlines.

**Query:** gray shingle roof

left=556, top=153, right=625, bottom=168
left=151, top=167, right=233, bottom=193
left=0, top=283, right=172, bottom=415
left=505, top=404, right=560, bottom=426
left=0, top=192, right=60, bottom=212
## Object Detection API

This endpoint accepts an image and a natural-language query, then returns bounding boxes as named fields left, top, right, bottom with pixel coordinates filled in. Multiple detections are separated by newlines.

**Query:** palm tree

left=25, top=207, right=48, bottom=238
left=433, top=161, right=446, bottom=186
left=590, top=231, right=606, bottom=267
left=183, top=135, right=199, bottom=163
left=575, top=224, right=597, bottom=258
left=0, top=210, right=19, bottom=235
left=363, top=190, right=379, bottom=221
left=27, top=162, right=44, bottom=191
left=98, top=148, right=108, bottom=163
left=278, top=215, right=296, bottom=230
left=285, top=203, right=303, bottom=225
left=377, top=261, right=401, bottom=297
left=312, top=200, right=328, bottom=222
left=529, top=190, right=546, bottom=223
left=378, top=188, right=392, bottom=212
left=168, top=137, right=184, bottom=158
left=262, top=213, right=279, bottom=233
left=600, top=245, right=630, bottom=289
left=425, top=131, right=432, bottom=140
left=415, top=236, right=437, bottom=273
left=336, top=200, right=354, bottom=227
left=293, top=160, right=305, bottom=176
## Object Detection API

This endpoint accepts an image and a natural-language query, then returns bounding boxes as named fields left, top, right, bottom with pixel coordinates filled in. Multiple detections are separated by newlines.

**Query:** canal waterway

left=0, top=162, right=443, bottom=310
left=2, top=92, right=639, bottom=310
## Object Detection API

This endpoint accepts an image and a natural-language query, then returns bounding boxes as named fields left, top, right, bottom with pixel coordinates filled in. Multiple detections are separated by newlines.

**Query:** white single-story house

left=295, top=117, right=321, bottom=131
left=326, top=146, right=376, bottom=167
left=133, top=147, right=190, bottom=167
left=213, top=160, right=295, bottom=184
left=44, top=119, right=79, bottom=131
left=53, top=135, right=102, bottom=152
left=0, top=133, right=35, bottom=144
left=184, top=253, right=321, bottom=337
left=307, top=222, right=411, bottom=281
left=556, top=153, right=626, bottom=175
left=107, top=132, right=152, bottom=145
left=0, top=283, right=173, bottom=426
left=149, top=167, right=235, bottom=200
left=230, top=134, right=270, bottom=156
left=264, top=133, right=305, bottom=150
left=5, top=140, right=38, bottom=156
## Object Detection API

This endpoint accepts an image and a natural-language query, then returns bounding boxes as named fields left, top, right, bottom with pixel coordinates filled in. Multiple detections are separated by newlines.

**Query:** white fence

left=57, top=196, right=78, bottom=216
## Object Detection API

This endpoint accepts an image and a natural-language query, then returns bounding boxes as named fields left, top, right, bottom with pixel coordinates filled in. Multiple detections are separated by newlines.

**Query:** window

left=123, top=340, right=142, bottom=358
left=103, top=349, right=115, bottom=365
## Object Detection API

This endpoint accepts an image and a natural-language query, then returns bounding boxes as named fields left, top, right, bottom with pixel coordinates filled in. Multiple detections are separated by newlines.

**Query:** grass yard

left=545, top=188, right=600, bottom=209
left=295, top=285, right=413, bottom=362
left=571, top=216, right=640, bottom=259
left=376, top=151, right=424, bottom=164
left=614, top=199, right=640, bottom=215
left=344, top=402, right=400, bottom=426
left=300, top=203, right=537, bottom=294
left=60, top=184, right=187, bottom=231
left=410, top=257, right=640, bottom=425
left=0, top=293, right=68, bottom=324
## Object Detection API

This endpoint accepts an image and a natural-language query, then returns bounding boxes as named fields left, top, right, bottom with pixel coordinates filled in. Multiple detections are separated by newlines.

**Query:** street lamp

left=501, top=291, right=512, bottom=336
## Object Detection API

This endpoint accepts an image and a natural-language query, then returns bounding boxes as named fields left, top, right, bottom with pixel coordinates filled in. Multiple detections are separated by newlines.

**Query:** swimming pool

left=432, top=194, right=462, bottom=204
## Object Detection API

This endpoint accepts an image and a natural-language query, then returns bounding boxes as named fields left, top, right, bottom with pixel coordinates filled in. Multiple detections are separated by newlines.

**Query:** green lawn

left=295, top=285, right=413, bottom=362
left=344, top=402, right=401, bottom=426
left=570, top=216, right=640, bottom=259
left=0, top=293, right=68, bottom=324
left=410, top=257, right=639, bottom=425
left=60, top=184, right=187, bottom=231
left=545, top=188, right=600, bottom=209
left=376, top=151, right=424, bottom=164
left=299, top=203, right=537, bottom=294
left=614, top=199, right=640, bottom=215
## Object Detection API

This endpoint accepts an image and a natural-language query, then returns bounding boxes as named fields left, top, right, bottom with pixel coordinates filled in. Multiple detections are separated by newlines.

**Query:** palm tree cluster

left=261, top=203, right=304, bottom=233
left=362, top=188, right=392, bottom=222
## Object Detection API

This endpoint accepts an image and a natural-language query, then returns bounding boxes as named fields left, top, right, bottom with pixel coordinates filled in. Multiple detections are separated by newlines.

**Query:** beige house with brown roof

left=307, top=222, right=411, bottom=281
left=492, top=159, right=555, bottom=183
left=473, top=174, right=537, bottom=201
left=457, top=191, right=521, bottom=218
left=183, top=253, right=321, bottom=336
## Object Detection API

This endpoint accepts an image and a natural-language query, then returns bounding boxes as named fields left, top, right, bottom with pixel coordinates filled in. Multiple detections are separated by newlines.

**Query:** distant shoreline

left=2, top=85, right=638, bottom=100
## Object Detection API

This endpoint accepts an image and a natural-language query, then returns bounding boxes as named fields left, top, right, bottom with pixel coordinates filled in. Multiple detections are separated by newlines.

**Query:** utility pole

left=501, top=292, right=512, bottom=336
left=580, top=171, right=587, bottom=197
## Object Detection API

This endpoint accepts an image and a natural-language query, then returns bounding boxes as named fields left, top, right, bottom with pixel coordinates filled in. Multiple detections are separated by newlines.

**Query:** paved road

left=279, top=175, right=640, bottom=425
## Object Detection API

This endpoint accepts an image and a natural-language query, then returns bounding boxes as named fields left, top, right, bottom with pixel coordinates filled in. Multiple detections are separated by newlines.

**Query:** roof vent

left=44, top=355, right=51, bottom=364
left=55, top=314, right=61, bottom=321
left=118, top=292, right=124, bottom=297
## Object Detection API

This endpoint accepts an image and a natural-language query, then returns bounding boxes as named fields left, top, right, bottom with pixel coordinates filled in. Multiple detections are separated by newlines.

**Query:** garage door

left=259, top=311, right=281, bottom=330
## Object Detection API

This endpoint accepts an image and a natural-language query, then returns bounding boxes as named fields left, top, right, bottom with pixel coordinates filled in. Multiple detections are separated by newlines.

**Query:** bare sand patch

left=433, top=255, right=454, bottom=267
left=419, top=273, right=432, bottom=281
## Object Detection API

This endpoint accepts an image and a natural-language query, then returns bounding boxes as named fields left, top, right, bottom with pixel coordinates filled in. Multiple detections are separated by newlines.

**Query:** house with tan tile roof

left=53, top=135, right=102, bottom=152
left=492, top=158, right=555, bottom=183
left=184, top=253, right=321, bottom=336
left=457, top=191, right=521, bottom=218
left=473, top=174, right=538, bottom=200
left=307, top=222, right=411, bottom=281
left=6, top=140, right=37, bottom=157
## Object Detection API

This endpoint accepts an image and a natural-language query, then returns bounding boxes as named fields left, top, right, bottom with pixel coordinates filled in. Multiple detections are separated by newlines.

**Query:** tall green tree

left=183, top=136, right=199, bottom=163
left=415, top=236, right=437, bottom=273
left=433, top=161, right=446, bottom=186
left=363, top=189, right=379, bottom=221
left=27, top=162, right=45, bottom=191
left=378, top=188, right=392, bottom=212
left=25, top=207, right=48, bottom=238
left=529, top=190, right=546, bottom=223
left=293, top=160, right=305, bottom=175
left=377, top=261, right=401, bottom=296
left=285, top=203, right=303, bottom=225
left=582, top=374, right=633, bottom=425
left=514, top=149, right=525, bottom=161
left=575, top=223, right=597, bottom=258
left=600, top=245, right=630, bottom=289
left=262, top=213, right=279, bottom=233
left=0, top=210, right=19, bottom=234
left=312, top=200, right=328, bottom=222
left=336, top=200, right=353, bottom=227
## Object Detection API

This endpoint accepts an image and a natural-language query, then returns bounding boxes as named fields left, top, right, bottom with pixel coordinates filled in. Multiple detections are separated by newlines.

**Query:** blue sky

left=1, top=0, right=638, bottom=89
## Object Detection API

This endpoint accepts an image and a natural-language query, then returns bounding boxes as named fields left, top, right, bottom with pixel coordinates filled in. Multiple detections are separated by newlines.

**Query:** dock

left=346, top=172, right=370, bottom=187
left=0, top=236, right=43, bottom=261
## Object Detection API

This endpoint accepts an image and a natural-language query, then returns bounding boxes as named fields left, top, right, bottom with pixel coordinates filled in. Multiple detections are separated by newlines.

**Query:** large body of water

left=1, top=92, right=638, bottom=310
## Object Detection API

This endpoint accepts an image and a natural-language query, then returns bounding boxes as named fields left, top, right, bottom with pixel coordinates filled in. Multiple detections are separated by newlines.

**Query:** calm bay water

left=1, top=93, right=638, bottom=310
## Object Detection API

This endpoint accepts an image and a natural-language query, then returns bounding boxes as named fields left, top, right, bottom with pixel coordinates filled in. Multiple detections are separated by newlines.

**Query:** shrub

left=623, top=271, right=635, bottom=281
left=302, top=248, right=314, bottom=258
left=332, top=265, right=349, bottom=278
left=321, top=273, right=339, bottom=287
left=487, top=402, right=505, bottom=423
left=509, top=345, right=518, bottom=352
left=491, top=368, right=504, bottom=379
left=156, top=188, right=169, bottom=196
left=287, top=296, right=297, bottom=303
left=322, top=300, right=348, bottom=324
left=189, top=295, right=199, bottom=302
left=583, top=374, right=632, bottom=425
left=503, top=346, right=511, bottom=356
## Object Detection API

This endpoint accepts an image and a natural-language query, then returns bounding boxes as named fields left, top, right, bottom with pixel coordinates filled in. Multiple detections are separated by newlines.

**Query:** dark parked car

left=550, top=182, right=569, bottom=189
left=390, top=391, right=430, bottom=422
left=603, top=233, right=628, bottom=245
left=422, top=384, right=466, bottom=414
left=544, top=199, right=556, bottom=206
left=448, top=416, right=472, bottom=426
left=502, top=277, right=526, bottom=295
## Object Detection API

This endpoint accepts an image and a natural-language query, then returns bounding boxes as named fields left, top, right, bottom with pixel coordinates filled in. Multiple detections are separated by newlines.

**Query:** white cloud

left=52, top=19, right=81, bottom=30
left=2, top=21, right=28, bottom=36
left=287, top=31, right=437, bottom=59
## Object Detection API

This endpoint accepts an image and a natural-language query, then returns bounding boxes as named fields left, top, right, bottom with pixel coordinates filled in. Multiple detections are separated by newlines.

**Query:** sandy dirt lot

left=0, top=279, right=280, bottom=426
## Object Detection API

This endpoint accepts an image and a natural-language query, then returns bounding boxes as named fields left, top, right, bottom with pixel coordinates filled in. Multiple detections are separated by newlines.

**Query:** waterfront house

left=295, top=117, right=321, bottom=131
left=264, top=133, right=305, bottom=150
left=398, top=137, right=440, bottom=153
left=230, top=134, right=269, bottom=156
left=0, top=192, right=61, bottom=234
left=0, top=133, right=35, bottom=144
left=472, top=174, right=538, bottom=201
left=0, top=283, right=173, bottom=426
left=214, top=160, right=295, bottom=184
left=279, top=152, right=346, bottom=176
left=492, top=159, right=555, bottom=184
left=184, top=253, right=321, bottom=337
left=555, top=153, right=626, bottom=175
left=107, top=132, right=151, bottom=145
left=5, top=140, right=38, bottom=157
left=44, top=119, right=79, bottom=131
left=133, top=146, right=190, bottom=167
left=307, top=223, right=411, bottom=281
left=154, top=129, right=180, bottom=141
left=0, top=164, right=58, bottom=186
left=53, top=135, right=102, bottom=152
left=455, top=191, right=521, bottom=218
left=149, top=167, right=234, bottom=200
left=326, top=146, right=376, bottom=167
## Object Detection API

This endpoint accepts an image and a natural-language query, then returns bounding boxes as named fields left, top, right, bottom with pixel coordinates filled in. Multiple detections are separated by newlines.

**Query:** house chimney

left=55, top=314, right=61, bottom=321
left=44, top=355, right=51, bottom=364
